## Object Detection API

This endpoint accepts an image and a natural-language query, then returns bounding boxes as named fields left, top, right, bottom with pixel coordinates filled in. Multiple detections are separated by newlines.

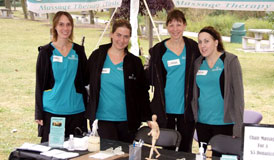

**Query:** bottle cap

left=70, top=134, right=74, bottom=139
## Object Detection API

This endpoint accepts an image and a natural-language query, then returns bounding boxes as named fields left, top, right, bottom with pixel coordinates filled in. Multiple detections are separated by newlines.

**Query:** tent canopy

left=27, top=0, right=122, bottom=13
left=172, top=0, right=274, bottom=11
left=27, top=0, right=274, bottom=14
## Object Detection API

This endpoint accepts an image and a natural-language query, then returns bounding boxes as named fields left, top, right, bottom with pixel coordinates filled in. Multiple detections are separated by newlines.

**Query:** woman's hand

left=35, top=120, right=43, bottom=126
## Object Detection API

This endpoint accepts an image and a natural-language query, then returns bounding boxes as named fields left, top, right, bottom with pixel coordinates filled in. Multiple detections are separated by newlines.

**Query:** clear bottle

left=196, top=142, right=206, bottom=160
left=88, top=135, right=100, bottom=152
left=68, top=134, right=75, bottom=151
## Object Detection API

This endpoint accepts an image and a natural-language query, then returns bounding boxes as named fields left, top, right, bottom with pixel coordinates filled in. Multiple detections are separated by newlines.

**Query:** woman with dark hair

left=35, top=11, right=88, bottom=142
left=147, top=9, right=200, bottom=152
left=192, top=26, right=244, bottom=155
left=86, top=19, right=150, bottom=143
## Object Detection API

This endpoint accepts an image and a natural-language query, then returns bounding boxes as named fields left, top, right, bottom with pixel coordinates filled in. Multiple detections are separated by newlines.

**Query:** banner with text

left=27, top=0, right=122, bottom=13
left=173, top=0, right=274, bottom=11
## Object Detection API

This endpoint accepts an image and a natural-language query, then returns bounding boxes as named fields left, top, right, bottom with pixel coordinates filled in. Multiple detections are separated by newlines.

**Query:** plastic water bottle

left=68, top=134, right=74, bottom=151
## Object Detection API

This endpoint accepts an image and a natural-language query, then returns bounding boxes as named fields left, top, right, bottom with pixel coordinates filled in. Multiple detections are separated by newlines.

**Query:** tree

left=114, top=0, right=174, bottom=48
left=266, top=12, right=274, bottom=29
left=21, top=0, right=28, bottom=19
left=5, top=0, right=11, bottom=9
left=114, top=0, right=174, bottom=19
left=89, top=10, right=95, bottom=24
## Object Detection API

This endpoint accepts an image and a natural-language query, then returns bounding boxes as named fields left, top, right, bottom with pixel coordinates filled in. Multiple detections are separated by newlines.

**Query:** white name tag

left=197, top=70, right=208, bottom=75
left=52, top=55, right=63, bottom=63
left=102, top=68, right=110, bottom=74
left=167, top=59, right=180, bottom=67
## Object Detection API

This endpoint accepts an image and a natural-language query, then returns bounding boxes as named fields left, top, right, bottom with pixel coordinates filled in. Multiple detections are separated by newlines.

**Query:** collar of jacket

left=38, top=42, right=82, bottom=55
left=98, top=43, right=130, bottom=56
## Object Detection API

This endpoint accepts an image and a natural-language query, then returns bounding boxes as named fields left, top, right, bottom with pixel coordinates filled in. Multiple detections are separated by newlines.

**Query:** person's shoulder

left=38, top=43, right=54, bottom=58
left=224, top=51, right=238, bottom=60
left=183, top=36, right=198, bottom=45
left=149, top=39, right=168, bottom=57
left=73, top=42, right=83, bottom=48
left=73, top=43, right=85, bottom=51
left=126, top=52, right=142, bottom=63
left=38, top=42, right=52, bottom=52
left=90, top=43, right=111, bottom=56
left=194, top=55, right=204, bottom=64
left=73, top=43, right=86, bottom=57
left=151, top=39, right=167, bottom=50
left=88, top=45, right=105, bottom=60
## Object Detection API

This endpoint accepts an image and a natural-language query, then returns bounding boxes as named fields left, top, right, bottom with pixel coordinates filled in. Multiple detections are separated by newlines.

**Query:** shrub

left=187, top=14, right=242, bottom=36
left=245, top=18, right=273, bottom=39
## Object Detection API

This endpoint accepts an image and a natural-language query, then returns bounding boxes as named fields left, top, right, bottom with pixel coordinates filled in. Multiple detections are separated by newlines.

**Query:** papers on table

left=17, top=143, right=50, bottom=152
left=90, top=152, right=115, bottom=159
left=40, top=149, right=79, bottom=159
left=89, top=147, right=125, bottom=159
left=17, top=143, right=51, bottom=152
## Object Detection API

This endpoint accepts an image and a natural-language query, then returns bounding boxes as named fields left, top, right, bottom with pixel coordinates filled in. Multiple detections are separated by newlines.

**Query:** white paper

left=40, top=149, right=79, bottom=159
left=53, top=152, right=79, bottom=159
left=18, top=143, right=51, bottom=152
left=89, top=147, right=124, bottom=159
left=89, top=152, right=115, bottom=159
left=40, top=149, right=65, bottom=157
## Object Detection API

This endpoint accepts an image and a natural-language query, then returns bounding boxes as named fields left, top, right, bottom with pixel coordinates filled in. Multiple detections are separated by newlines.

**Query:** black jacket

left=35, top=42, right=88, bottom=120
left=147, top=37, right=200, bottom=127
left=86, top=43, right=151, bottom=132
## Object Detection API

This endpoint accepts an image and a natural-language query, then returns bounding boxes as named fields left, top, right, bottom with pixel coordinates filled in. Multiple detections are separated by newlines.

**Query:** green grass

left=1, top=9, right=274, bottom=160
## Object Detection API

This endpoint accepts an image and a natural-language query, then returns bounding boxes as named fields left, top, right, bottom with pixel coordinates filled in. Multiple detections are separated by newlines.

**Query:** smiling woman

left=147, top=9, right=200, bottom=153
left=192, top=26, right=244, bottom=157
left=35, top=11, right=88, bottom=143
left=85, top=19, right=151, bottom=143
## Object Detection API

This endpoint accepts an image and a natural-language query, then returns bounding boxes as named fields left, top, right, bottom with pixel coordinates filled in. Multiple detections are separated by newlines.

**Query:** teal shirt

left=43, top=43, right=85, bottom=115
left=96, top=55, right=127, bottom=121
left=162, top=44, right=186, bottom=114
left=196, top=58, right=231, bottom=125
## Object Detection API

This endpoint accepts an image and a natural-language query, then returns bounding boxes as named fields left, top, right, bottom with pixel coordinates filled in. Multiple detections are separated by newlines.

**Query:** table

left=244, top=29, right=274, bottom=52
left=0, top=8, right=12, bottom=18
left=9, top=139, right=220, bottom=160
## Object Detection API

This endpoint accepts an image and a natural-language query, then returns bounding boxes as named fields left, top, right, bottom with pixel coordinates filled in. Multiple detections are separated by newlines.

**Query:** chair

left=208, top=110, right=263, bottom=158
left=135, top=126, right=181, bottom=151
left=209, top=134, right=242, bottom=158
left=243, top=110, right=263, bottom=124
left=193, top=110, right=263, bottom=142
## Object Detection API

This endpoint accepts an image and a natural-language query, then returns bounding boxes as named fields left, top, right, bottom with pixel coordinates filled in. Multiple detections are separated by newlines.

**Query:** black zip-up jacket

left=86, top=43, right=151, bottom=132
left=35, top=42, right=88, bottom=120
left=147, top=37, right=200, bottom=127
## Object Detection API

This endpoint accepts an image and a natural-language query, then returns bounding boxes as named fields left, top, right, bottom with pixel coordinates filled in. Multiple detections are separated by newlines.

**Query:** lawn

left=0, top=10, right=274, bottom=160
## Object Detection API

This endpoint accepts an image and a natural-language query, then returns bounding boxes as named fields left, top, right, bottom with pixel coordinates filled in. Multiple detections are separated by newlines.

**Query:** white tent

left=172, top=0, right=274, bottom=11
left=27, top=0, right=122, bottom=13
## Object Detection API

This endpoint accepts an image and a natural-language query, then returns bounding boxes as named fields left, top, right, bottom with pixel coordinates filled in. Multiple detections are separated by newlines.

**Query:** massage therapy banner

left=173, top=0, right=274, bottom=11
left=27, top=0, right=122, bottom=13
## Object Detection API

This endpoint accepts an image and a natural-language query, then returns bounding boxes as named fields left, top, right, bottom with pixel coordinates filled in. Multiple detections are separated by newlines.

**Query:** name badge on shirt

left=102, top=68, right=110, bottom=74
left=167, top=59, right=180, bottom=67
left=197, top=70, right=208, bottom=75
left=53, top=55, right=63, bottom=63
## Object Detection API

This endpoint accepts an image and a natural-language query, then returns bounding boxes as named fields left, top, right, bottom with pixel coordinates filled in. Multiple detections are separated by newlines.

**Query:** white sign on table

left=243, top=124, right=274, bottom=160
